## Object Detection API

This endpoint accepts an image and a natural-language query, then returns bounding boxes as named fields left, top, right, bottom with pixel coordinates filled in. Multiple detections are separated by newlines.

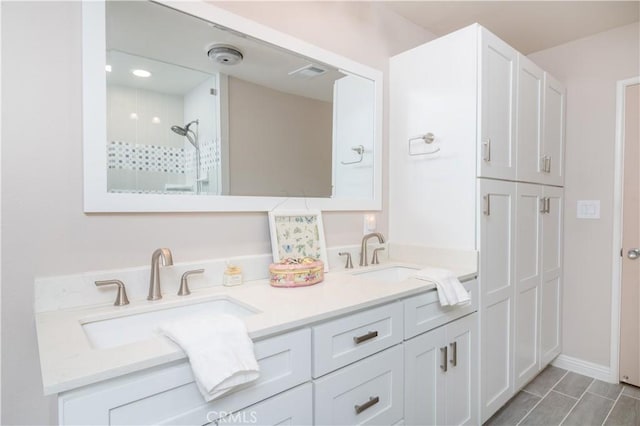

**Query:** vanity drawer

left=313, top=344, right=404, bottom=426
left=216, top=383, right=312, bottom=425
left=59, top=328, right=311, bottom=425
left=312, top=301, right=403, bottom=377
left=404, top=278, right=477, bottom=339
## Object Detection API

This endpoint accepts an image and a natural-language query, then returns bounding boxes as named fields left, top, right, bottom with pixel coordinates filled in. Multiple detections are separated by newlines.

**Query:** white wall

left=0, top=2, right=432, bottom=424
left=227, top=76, right=333, bottom=197
left=107, top=85, right=185, bottom=148
left=529, top=22, right=640, bottom=368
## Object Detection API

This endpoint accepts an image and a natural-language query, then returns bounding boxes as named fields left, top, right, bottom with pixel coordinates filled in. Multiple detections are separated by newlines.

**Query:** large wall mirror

left=83, top=0, right=382, bottom=212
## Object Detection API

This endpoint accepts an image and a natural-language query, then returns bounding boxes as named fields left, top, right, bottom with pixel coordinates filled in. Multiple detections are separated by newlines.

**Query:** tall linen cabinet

left=389, top=24, right=565, bottom=423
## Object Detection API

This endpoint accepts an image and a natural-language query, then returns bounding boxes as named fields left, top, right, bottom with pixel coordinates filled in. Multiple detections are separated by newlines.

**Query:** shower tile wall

left=106, top=84, right=186, bottom=192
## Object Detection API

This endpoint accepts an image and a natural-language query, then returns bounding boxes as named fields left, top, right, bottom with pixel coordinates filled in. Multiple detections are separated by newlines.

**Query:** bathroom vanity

left=35, top=247, right=477, bottom=425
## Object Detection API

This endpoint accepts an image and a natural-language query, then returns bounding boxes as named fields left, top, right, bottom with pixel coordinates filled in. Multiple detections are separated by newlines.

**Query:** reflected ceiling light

left=152, top=116, right=161, bottom=124
left=105, top=65, right=112, bottom=72
left=131, top=69, right=152, bottom=78
left=130, top=112, right=138, bottom=120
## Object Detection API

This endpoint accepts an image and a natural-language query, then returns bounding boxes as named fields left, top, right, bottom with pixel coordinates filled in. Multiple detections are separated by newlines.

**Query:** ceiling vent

left=288, top=64, right=327, bottom=78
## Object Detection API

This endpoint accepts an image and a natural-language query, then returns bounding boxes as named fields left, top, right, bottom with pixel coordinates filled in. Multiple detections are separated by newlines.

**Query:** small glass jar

left=223, top=264, right=243, bottom=287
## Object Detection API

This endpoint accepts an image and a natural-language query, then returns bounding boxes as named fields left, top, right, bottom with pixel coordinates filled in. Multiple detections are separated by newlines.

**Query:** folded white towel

left=413, top=267, right=471, bottom=307
left=160, top=313, right=260, bottom=402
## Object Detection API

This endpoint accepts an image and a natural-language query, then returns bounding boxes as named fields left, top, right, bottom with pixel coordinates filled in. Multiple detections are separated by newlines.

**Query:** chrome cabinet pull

left=547, top=156, right=552, bottom=173
left=440, top=346, right=448, bottom=372
left=627, top=249, right=640, bottom=260
left=354, top=396, right=379, bottom=415
left=483, top=195, right=491, bottom=216
left=353, top=330, right=378, bottom=344
left=540, top=197, right=546, bottom=213
left=483, top=138, right=491, bottom=162
left=450, top=341, right=457, bottom=367
left=546, top=197, right=551, bottom=214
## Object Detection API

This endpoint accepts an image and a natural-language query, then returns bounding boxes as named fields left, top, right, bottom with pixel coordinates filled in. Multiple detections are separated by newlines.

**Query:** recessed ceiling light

left=151, top=116, right=161, bottom=124
left=105, top=65, right=112, bottom=72
left=129, top=112, right=138, bottom=120
left=132, top=69, right=151, bottom=78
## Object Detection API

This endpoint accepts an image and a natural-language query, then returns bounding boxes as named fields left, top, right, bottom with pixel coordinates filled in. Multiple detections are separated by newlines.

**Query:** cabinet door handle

left=354, top=396, right=379, bottom=414
left=547, top=156, right=552, bottom=173
left=483, top=195, right=491, bottom=216
left=450, top=341, right=457, bottom=367
left=540, top=197, right=546, bottom=213
left=440, top=346, right=448, bottom=372
left=546, top=197, right=551, bottom=214
left=353, top=330, right=378, bottom=344
left=483, top=138, right=491, bottom=162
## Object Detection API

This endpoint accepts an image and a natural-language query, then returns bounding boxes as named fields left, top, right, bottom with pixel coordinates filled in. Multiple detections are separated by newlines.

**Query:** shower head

left=171, top=121, right=199, bottom=149
left=171, top=125, right=188, bottom=136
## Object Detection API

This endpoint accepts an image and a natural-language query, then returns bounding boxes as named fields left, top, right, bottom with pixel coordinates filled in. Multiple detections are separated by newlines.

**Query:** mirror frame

left=82, top=0, right=383, bottom=212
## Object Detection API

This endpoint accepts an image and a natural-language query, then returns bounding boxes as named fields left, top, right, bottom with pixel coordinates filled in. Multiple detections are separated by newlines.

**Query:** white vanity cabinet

left=403, top=280, right=479, bottom=426
left=404, top=313, right=478, bottom=426
left=478, top=28, right=518, bottom=181
left=314, top=345, right=404, bottom=426
left=390, top=22, right=565, bottom=424
left=58, top=328, right=312, bottom=425
left=478, top=179, right=517, bottom=417
left=516, top=55, right=545, bottom=184
left=312, top=302, right=404, bottom=426
left=513, top=184, right=564, bottom=389
left=516, top=55, right=567, bottom=186
left=215, top=383, right=313, bottom=426
left=541, top=75, right=566, bottom=187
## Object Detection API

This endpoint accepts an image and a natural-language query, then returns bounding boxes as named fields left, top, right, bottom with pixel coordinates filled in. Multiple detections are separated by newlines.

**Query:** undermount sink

left=352, top=266, right=420, bottom=283
left=82, top=298, right=257, bottom=349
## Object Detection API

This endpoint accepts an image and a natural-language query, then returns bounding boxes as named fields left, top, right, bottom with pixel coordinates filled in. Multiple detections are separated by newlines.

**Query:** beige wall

left=0, top=2, right=432, bottom=424
left=227, top=77, right=333, bottom=197
left=529, top=22, right=640, bottom=367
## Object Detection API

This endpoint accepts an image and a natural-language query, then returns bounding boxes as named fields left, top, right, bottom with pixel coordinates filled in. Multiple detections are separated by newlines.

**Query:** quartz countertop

left=36, top=260, right=476, bottom=395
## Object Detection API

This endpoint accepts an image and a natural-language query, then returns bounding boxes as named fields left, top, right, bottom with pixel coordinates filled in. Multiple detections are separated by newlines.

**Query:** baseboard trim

left=551, top=354, right=613, bottom=383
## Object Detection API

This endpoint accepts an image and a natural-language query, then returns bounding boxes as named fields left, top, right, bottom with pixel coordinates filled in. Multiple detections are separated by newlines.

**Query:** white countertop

left=36, top=260, right=477, bottom=395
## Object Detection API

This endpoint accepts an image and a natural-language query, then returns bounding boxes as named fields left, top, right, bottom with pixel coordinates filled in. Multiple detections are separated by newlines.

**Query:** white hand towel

left=160, top=313, right=260, bottom=402
left=413, top=267, right=471, bottom=307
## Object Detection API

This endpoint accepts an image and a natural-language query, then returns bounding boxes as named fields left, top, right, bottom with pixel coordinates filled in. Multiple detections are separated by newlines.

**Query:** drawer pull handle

left=450, top=341, right=457, bottom=367
left=353, top=330, right=378, bottom=344
left=440, top=346, right=448, bottom=372
left=355, top=396, right=380, bottom=414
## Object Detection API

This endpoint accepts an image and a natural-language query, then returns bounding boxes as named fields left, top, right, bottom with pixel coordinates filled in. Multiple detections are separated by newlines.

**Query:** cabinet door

left=516, top=55, right=545, bottom=184
left=514, top=184, right=543, bottom=389
left=478, top=28, right=517, bottom=180
left=540, top=187, right=563, bottom=365
left=542, top=74, right=566, bottom=186
left=404, top=326, right=446, bottom=426
left=444, top=313, right=478, bottom=426
left=478, top=178, right=516, bottom=422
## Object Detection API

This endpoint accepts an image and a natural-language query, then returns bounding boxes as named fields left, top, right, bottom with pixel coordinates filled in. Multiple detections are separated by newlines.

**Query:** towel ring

left=409, top=133, right=440, bottom=156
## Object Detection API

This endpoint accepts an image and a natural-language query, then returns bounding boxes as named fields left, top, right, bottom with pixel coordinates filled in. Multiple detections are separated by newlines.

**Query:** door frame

left=610, top=76, right=640, bottom=383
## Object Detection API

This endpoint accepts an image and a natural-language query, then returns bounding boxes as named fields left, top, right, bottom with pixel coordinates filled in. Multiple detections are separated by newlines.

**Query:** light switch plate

left=577, top=200, right=600, bottom=219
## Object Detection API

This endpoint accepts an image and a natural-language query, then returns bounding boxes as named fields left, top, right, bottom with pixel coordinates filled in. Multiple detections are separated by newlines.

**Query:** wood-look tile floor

left=485, top=366, right=640, bottom=426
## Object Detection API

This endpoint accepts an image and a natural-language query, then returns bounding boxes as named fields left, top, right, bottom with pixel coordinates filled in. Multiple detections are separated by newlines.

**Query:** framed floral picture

left=268, top=210, right=329, bottom=271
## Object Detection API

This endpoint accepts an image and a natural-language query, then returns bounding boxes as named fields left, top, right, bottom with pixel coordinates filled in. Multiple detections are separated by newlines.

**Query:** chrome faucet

left=148, top=248, right=174, bottom=301
left=359, top=232, right=385, bottom=267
